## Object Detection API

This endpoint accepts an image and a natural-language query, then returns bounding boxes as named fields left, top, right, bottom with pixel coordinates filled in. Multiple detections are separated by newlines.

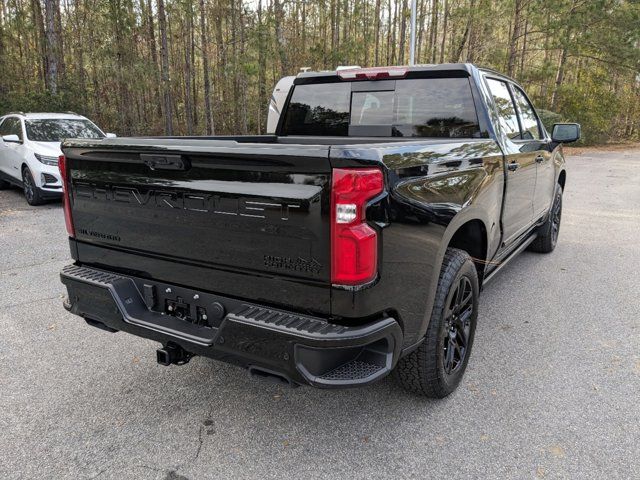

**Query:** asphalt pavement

left=1, top=147, right=639, bottom=479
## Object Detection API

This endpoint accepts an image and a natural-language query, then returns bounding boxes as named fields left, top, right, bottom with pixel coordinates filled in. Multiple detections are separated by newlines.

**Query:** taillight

left=331, top=168, right=384, bottom=285
left=58, top=155, right=75, bottom=237
left=337, top=66, right=408, bottom=81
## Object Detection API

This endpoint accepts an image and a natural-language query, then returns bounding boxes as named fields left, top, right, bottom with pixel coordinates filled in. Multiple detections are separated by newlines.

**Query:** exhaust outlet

left=248, top=366, right=297, bottom=388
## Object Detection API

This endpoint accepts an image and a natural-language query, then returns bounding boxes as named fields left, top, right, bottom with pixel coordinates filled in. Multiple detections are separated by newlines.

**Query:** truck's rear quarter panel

left=330, top=139, right=504, bottom=344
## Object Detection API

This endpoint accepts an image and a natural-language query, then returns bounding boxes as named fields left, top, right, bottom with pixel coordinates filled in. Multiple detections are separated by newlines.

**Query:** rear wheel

left=528, top=186, right=562, bottom=253
left=394, top=248, right=479, bottom=398
left=22, top=167, right=45, bottom=206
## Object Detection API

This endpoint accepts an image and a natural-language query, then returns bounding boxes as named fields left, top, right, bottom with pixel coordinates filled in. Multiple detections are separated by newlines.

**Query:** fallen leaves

left=548, top=445, right=566, bottom=458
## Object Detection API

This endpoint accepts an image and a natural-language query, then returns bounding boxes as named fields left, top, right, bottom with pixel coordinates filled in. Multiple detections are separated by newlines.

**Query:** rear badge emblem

left=264, top=255, right=322, bottom=275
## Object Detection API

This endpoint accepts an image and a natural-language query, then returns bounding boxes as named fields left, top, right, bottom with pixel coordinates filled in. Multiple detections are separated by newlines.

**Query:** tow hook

left=156, top=343, right=193, bottom=366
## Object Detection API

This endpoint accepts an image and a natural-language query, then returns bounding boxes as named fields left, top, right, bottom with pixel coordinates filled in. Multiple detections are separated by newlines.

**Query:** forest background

left=1, top=0, right=639, bottom=143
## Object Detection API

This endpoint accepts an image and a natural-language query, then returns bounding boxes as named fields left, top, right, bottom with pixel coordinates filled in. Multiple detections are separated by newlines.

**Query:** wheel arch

left=415, top=209, right=490, bottom=342
left=446, top=219, right=488, bottom=283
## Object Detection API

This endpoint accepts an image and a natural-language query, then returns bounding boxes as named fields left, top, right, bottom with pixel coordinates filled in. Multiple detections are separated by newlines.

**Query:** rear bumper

left=60, top=264, right=403, bottom=388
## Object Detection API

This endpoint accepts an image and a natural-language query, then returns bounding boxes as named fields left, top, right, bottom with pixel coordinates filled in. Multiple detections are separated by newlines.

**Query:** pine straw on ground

left=564, top=143, right=640, bottom=156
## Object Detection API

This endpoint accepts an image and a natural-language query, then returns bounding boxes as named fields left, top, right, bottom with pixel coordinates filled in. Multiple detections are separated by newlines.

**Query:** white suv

left=0, top=112, right=114, bottom=205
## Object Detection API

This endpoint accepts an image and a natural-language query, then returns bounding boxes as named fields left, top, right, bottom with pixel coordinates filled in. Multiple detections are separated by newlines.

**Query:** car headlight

left=34, top=153, right=59, bottom=166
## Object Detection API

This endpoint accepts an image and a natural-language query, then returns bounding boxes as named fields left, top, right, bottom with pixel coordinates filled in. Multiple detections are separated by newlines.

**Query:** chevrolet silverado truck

left=59, top=64, right=580, bottom=397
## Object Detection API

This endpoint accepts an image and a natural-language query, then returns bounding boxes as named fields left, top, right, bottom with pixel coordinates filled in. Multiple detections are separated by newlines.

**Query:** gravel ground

left=1, top=148, right=639, bottom=479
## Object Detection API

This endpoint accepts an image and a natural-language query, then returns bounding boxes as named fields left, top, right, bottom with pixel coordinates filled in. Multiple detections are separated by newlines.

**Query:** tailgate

left=62, top=139, right=332, bottom=312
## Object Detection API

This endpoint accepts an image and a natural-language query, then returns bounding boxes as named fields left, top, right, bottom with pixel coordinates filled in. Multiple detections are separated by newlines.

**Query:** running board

left=483, top=234, right=537, bottom=286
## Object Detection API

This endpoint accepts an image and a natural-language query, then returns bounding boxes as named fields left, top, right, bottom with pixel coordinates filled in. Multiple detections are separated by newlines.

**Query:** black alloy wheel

left=442, top=275, right=473, bottom=375
left=550, top=191, right=562, bottom=247
left=528, top=185, right=563, bottom=253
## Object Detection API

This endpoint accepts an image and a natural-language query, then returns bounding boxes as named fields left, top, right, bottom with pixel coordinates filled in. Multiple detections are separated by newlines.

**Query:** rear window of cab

left=281, top=77, right=481, bottom=138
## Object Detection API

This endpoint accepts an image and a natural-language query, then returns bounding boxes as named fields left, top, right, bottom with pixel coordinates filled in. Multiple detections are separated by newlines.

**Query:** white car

left=0, top=112, right=114, bottom=205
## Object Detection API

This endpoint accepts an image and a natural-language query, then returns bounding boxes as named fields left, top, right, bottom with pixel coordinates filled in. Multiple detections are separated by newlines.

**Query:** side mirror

left=551, top=123, right=581, bottom=143
left=105, top=133, right=117, bottom=138
left=2, top=134, right=21, bottom=143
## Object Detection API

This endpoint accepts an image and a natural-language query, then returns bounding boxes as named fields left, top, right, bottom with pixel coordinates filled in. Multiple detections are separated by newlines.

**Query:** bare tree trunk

left=158, top=0, right=173, bottom=135
left=386, top=0, right=392, bottom=64
left=342, top=0, right=348, bottom=63
left=274, top=0, right=288, bottom=75
left=44, top=0, right=61, bottom=94
left=430, top=0, right=439, bottom=62
left=199, top=0, right=213, bottom=134
left=184, top=0, right=194, bottom=135
left=540, top=8, right=552, bottom=107
left=0, top=0, right=4, bottom=95
left=141, top=0, right=162, bottom=117
left=454, top=0, right=474, bottom=63
left=439, top=0, right=448, bottom=63
left=230, top=0, right=239, bottom=131
left=398, top=0, right=407, bottom=64
left=374, top=0, right=381, bottom=65
left=301, top=0, right=306, bottom=62
left=416, top=0, right=426, bottom=62
left=551, top=45, right=568, bottom=110
left=190, top=16, right=197, bottom=128
left=238, top=3, right=248, bottom=134
left=518, top=14, right=529, bottom=77
left=507, top=0, right=523, bottom=76
left=390, top=0, right=398, bottom=64
left=551, top=0, right=578, bottom=109
left=466, top=0, right=479, bottom=62
left=257, top=0, right=267, bottom=133
left=53, top=0, right=64, bottom=78
left=214, top=2, right=226, bottom=132
left=330, top=0, right=336, bottom=53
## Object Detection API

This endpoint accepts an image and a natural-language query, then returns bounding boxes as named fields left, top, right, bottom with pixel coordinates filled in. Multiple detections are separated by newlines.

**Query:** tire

left=394, top=248, right=479, bottom=398
left=22, top=167, right=45, bottom=206
left=528, top=185, right=562, bottom=253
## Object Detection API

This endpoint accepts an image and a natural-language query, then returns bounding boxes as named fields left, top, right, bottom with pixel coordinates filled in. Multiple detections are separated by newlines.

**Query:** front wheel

left=22, top=167, right=45, bottom=206
left=394, top=248, right=479, bottom=398
left=528, top=186, right=563, bottom=253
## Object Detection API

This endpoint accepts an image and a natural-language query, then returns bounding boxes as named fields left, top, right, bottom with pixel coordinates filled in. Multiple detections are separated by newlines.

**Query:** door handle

left=507, top=162, right=520, bottom=172
left=535, top=155, right=545, bottom=163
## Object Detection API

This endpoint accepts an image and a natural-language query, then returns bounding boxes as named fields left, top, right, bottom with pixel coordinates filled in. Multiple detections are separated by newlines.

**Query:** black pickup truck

left=59, top=64, right=580, bottom=397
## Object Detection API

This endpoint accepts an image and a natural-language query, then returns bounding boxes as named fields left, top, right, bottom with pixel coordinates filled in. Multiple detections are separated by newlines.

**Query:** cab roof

left=295, top=63, right=478, bottom=83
